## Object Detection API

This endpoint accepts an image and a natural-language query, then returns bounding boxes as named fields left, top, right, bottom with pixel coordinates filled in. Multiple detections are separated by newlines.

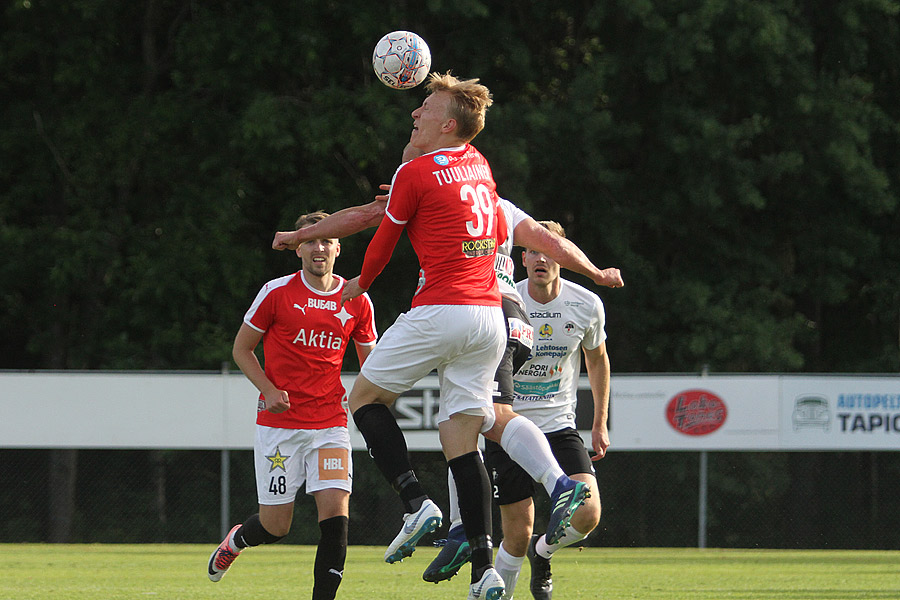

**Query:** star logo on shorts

left=265, top=446, right=290, bottom=472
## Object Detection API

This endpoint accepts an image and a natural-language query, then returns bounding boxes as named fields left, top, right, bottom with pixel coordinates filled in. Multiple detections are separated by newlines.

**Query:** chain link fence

left=3, top=448, right=898, bottom=549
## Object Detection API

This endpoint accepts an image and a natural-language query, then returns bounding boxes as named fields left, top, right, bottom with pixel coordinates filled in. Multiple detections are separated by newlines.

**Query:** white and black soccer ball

left=372, top=30, right=431, bottom=90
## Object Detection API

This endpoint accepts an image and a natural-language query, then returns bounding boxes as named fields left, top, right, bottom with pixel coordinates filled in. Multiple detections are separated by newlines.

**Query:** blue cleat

left=545, top=476, right=589, bottom=545
left=423, top=523, right=471, bottom=582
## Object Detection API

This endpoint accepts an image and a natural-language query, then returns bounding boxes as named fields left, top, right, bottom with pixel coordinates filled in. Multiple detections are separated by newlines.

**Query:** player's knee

left=267, top=521, right=292, bottom=538
left=521, top=519, right=533, bottom=539
left=259, top=514, right=292, bottom=538
left=348, top=378, right=396, bottom=413
left=482, top=406, right=519, bottom=442
left=504, top=526, right=532, bottom=556
left=574, top=498, right=601, bottom=533
left=347, top=390, right=370, bottom=413
left=481, top=416, right=507, bottom=442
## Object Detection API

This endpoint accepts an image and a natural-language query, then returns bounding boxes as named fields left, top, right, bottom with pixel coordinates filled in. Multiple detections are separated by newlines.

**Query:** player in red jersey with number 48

left=208, top=211, right=376, bottom=600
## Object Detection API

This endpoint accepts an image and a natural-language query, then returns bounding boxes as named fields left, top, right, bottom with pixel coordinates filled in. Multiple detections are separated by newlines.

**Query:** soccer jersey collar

left=423, top=144, right=467, bottom=157
left=299, top=270, right=343, bottom=296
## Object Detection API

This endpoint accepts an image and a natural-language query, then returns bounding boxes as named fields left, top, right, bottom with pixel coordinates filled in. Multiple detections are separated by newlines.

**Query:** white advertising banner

left=607, top=375, right=900, bottom=451
left=0, top=372, right=260, bottom=449
left=608, top=375, right=781, bottom=450
left=0, top=372, right=897, bottom=451
left=777, top=376, right=900, bottom=450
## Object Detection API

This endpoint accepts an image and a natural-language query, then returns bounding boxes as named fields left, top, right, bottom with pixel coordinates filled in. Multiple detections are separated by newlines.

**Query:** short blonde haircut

left=294, top=211, right=330, bottom=230
left=425, top=71, right=493, bottom=142
left=537, top=220, right=566, bottom=238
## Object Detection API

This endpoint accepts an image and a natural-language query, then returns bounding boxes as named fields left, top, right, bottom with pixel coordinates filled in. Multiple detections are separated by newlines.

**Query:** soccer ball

left=372, top=31, right=431, bottom=90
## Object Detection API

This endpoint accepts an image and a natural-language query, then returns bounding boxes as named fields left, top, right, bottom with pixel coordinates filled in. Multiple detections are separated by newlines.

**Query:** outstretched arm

left=272, top=197, right=387, bottom=250
left=340, top=217, right=405, bottom=304
left=513, top=217, right=624, bottom=288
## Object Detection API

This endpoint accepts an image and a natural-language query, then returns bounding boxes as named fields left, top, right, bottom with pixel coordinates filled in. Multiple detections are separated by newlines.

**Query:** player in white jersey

left=483, top=220, right=608, bottom=600
left=423, top=196, right=615, bottom=586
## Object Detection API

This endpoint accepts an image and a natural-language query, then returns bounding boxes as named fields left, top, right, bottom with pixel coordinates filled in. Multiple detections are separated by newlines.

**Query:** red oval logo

left=666, top=389, right=727, bottom=436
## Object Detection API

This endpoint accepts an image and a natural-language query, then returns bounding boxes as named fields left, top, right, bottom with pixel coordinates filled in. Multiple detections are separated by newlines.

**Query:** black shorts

left=484, top=427, right=596, bottom=506
left=494, top=296, right=533, bottom=406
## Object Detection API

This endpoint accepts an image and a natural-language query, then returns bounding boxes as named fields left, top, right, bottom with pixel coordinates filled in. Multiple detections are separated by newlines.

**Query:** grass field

left=2, top=544, right=898, bottom=600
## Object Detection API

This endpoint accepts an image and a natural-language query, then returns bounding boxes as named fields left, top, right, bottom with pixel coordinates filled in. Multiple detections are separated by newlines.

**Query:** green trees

left=1, top=0, right=898, bottom=547
left=489, top=1, right=900, bottom=373
left=2, top=0, right=897, bottom=372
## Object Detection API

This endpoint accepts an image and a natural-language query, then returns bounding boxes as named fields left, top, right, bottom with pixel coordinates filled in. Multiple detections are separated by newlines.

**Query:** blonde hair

left=425, top=71, right=493, bottom=142
left=294, top=210, right=330, bottom=230
left=537, top=220, right=566, bottom=238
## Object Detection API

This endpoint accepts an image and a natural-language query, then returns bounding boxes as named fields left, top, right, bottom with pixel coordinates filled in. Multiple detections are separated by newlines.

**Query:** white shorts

left=360, top=304, right=505, bottom=430
left=254, top=425, right=352, bottom=506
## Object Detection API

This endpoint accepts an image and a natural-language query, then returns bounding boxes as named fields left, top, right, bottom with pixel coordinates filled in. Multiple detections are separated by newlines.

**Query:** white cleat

left=468, top=567, right=506, bottom=600
left=384, top=499, right=443, bottom=563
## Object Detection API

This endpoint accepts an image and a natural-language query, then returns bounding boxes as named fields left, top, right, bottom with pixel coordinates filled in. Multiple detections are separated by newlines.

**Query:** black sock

left=233, top=513, right=284, bottom=549
left=393, top=470, right=427, bottom=514
left=312, top=516, right=348, bottom=600
left=352, top=404, right=426, bottom=512
left=447, top=451, right=493, bottom=582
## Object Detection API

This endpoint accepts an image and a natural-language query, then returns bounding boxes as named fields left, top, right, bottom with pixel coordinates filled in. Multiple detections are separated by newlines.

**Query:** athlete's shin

left=500, top=416, right=564, bottom=494
left=537, top=523, right=588, bottom=557
left=494, top=542, right=526, bottom=598
left=352, top=403, right=425, bottom=512
left=571, top=496, right=601, bottom=535
left=568, top=474, right=601, bottom=534
left=447, top=451, right=494, bottom=582
left=234, top=513, right=285, bottom=549
left=312, top=515, right=348, bottom=600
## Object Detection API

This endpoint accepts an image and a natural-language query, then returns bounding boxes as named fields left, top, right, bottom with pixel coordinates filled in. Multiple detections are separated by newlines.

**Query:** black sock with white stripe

left=313, top=515, right=348, bottom=600
left=233, top=513, right=284, bottom=549
left=352, top=403, right=426, bottom=512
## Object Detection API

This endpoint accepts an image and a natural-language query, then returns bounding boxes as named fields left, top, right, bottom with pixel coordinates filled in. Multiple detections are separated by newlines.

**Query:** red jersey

left=360, top=144, right=505, bottom=308
left=244, top=271, right=377, bottom=429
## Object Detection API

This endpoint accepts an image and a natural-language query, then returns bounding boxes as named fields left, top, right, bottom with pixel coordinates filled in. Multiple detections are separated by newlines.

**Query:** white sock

left=494, top=541, right=525, bottom=598
left=500, top=416, right=564, bottom=495
left=536, top=524, right=586, bottom=557
left=228, top=529, right=242, bottom=553
left=447, top=465, right=461, bottom=526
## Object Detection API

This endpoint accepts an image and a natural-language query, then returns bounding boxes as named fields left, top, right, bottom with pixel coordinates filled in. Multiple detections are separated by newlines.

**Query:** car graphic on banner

left=792, top=395, right=831, bottom=432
